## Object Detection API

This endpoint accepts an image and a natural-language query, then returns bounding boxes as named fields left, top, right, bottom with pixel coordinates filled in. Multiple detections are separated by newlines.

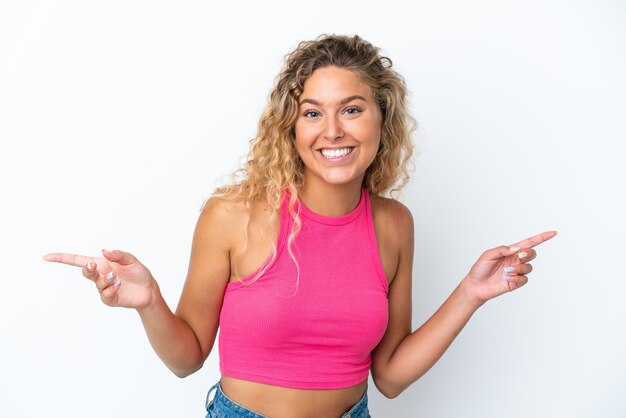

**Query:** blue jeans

left=205, top=380, right=371, bottom=418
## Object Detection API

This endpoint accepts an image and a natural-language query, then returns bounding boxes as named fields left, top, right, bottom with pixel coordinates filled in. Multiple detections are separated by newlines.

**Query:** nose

left=323, top=115, right=344, bottom=141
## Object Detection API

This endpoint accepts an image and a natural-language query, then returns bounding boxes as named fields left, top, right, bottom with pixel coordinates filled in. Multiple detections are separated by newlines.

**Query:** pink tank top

left=218, top=188, right=389, bottom=389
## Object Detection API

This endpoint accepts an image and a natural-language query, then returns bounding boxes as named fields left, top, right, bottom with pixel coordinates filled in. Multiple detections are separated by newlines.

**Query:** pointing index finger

left=42, top=252, right=93, bottom=268
left=510, top=230, right=558, bottom=250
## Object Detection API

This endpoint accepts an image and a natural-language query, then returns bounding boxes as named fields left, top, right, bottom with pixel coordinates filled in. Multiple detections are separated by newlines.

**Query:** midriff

left=220, top=375, right=368, bottom=418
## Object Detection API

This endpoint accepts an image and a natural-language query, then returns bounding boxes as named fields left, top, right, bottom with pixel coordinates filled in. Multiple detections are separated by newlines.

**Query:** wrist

left=458, top=276, right=486, bottom=311
left=137, top=277, right=163, bottom=314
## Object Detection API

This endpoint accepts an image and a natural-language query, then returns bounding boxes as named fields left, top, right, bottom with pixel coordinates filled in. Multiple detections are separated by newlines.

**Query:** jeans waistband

left=205, top=380, right=370, bottom=418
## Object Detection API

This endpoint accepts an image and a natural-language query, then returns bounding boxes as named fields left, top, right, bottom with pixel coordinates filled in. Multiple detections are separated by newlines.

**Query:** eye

left=303, top=110, right=320, bottom=118
left=344, top=106, right=362, bottom=115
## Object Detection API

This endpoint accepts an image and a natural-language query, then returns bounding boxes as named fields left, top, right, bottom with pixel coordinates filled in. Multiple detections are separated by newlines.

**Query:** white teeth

left=320, top=147, right=353, bottom=158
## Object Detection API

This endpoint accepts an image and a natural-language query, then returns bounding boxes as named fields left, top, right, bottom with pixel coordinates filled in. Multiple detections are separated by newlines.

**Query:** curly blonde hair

left=212, top=34, right=416, bottom=293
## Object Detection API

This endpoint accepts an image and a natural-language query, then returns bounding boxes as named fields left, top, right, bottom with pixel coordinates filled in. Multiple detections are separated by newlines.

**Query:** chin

left=320, top=174, right=363, bottom=187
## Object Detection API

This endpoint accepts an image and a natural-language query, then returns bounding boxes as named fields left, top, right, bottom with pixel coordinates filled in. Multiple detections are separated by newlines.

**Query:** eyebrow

left=298, top=95, right=367, bottom=106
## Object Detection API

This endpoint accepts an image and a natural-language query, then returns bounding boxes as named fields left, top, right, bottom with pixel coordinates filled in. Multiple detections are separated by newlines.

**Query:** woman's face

left=294, top=66, right=382, bottom=189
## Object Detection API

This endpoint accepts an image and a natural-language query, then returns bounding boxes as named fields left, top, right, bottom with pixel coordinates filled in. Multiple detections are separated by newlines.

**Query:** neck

left=300, top=180, right=363, bottom=216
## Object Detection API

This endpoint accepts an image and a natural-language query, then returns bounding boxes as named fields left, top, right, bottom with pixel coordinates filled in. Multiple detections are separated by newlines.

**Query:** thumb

left=101, top=249, right=137, bottom=266
left=482, top=245, right=520, bottom=261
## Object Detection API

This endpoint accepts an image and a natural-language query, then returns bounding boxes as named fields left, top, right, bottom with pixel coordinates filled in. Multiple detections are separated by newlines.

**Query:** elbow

left=172, top=369, right=193, bottom=379
left=377, top=388, right=397, bottom=399
left=169, top=362, right=204, bottom=379
left=380, top=386, right=402, bottom=399
left=168, top=348, right=209, bottom=378
left=372, top=376, right=405, bottom=399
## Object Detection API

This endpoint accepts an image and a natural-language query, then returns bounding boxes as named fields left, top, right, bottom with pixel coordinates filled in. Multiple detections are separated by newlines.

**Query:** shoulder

left=196, top=196, right=250, bottom=248
left=370, top=194, right=414, bottom=235
left=201, top=194, right=249, bottom=219
left=370, top=194, right=414, bottom=270
left=198, top=194, right=276, bottom=248
left=199, top=195, right=250, bottom=225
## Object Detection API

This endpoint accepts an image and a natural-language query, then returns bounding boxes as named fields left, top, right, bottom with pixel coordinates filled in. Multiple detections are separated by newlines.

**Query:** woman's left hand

left=464, top=230, right=558, bottom=304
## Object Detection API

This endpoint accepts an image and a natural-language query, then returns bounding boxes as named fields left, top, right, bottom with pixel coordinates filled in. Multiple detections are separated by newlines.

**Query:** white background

left=1, top=1, right=625, bottom=417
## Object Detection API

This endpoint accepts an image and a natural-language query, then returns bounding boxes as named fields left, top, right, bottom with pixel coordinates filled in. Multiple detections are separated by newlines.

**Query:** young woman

left=44, top=34, right=556, bottom=418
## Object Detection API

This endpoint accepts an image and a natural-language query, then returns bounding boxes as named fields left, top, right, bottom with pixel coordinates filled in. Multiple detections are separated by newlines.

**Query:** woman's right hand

left=43, top=249, right=157, bottom=309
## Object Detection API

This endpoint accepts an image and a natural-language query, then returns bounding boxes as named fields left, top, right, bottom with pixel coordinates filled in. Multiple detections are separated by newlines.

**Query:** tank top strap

left=362, top=189, right=390, bottom=294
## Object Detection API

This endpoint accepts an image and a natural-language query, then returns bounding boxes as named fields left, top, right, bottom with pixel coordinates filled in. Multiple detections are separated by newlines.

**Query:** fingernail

left=504, top=267, right=515, bottom=274
left=503, top=275, right=513, bottom=281
left=509, top=246, right=520, bottom=253
left=86, top=262, right=94, bottom=271
left=113, top=278, right=121, bottom=288
left=106, top=271, right=114, bottom=280
left=518, top=251, right=528, bottom=259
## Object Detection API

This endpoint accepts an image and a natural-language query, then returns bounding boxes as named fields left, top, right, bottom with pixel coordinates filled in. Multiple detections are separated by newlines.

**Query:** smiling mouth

left=319, top=147, right=355, bottom=159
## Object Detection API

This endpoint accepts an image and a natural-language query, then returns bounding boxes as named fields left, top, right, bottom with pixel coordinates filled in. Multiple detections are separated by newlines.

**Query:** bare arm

left=373, top=277, right=479, bottom=398
left=165, top=197, right=234, bottom=376
left=370, top=206, right=557, bottom=398
left=43, top=197, right=234, bottom=378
